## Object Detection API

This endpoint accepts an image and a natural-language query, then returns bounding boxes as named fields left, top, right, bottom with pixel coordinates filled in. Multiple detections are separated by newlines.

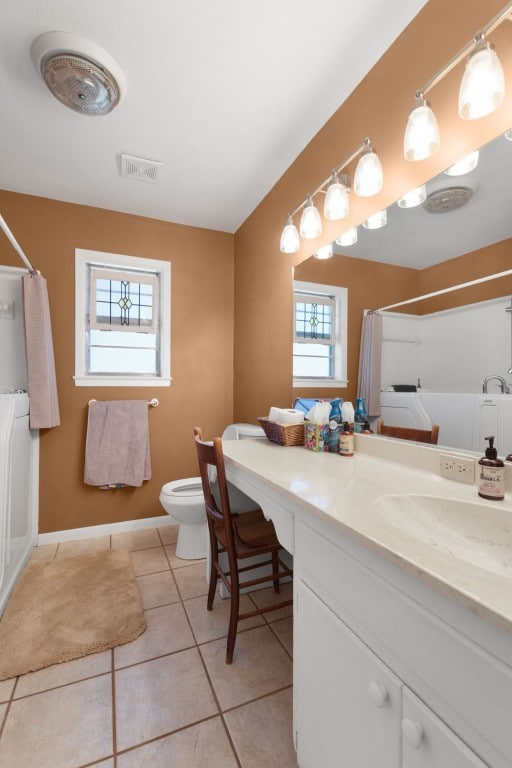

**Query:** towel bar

left=88, top=398, right=159, bottom=407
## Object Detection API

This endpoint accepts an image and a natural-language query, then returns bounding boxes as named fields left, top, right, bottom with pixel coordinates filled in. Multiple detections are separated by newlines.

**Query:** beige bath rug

left=0, top=548, right=146, bottom=680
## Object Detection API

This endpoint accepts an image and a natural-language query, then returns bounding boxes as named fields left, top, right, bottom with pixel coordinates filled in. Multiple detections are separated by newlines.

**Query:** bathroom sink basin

left=375, top=494, right=512, bottom=578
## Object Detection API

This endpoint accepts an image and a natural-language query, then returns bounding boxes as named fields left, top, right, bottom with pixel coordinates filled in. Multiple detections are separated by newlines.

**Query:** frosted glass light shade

left=313, top=243, right=333, bottom=260
left=459, top=44, right=505, bottom=120
left=324, top=179, right=349, bottom=220
left=300, top=198, right=322, bottom=239
left=336, top=228, right=358, bottom=246
left=354, top=151, right=383, bottom=197
left=362, top=209, right=387, bottom=230
left=404, top=101, right=440, bottom=161
left=444, top=150, right=479, bottom=176
left=397, top=184, right=427, bottom=208
left=279, top=218, right=300, bottom=253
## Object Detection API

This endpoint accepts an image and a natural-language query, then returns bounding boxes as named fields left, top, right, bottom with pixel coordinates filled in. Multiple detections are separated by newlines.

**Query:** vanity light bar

left=279, top=137, right=383, bottom=254
left=405, top=1, right=512, bottom=161
left=370, top=269, right=512, bottom=314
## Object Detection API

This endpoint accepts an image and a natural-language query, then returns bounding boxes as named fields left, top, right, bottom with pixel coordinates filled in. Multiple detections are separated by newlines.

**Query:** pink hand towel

left=84, top=400, right=151, bottom=487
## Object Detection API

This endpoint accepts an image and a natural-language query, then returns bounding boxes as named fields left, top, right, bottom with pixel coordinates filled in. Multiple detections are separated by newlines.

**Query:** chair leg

left=226, top=568, right=240, bottom=664
left=207, top=532, right=218, bottom=611
left=272, top=550, right=280, bottom=593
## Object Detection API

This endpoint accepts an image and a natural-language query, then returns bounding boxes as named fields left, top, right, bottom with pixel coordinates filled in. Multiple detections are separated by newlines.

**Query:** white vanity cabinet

left=296, top=580, right=402, bottom=768
left=296, top=581, right=488, bottom=768
left=294, top=517, right=511, bottom=768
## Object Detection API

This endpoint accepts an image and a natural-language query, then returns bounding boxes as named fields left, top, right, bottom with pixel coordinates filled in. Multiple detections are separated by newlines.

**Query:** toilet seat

left=160, top=477, right=203, bottom=501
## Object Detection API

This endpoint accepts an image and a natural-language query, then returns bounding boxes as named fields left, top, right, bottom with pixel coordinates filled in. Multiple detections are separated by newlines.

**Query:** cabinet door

left=402, top=688, right=489, bottom=768
left=295, top=581, right=402, bottom=768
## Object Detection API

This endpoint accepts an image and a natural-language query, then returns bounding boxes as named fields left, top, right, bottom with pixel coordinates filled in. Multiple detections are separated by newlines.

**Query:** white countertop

left=222, top=435, right=512, bottom=633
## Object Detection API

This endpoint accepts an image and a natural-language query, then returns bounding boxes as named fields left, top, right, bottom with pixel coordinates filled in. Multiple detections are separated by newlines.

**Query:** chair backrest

left=376, top=419, right=439, bottom=445
left=193, top=427, right=236, bottom=550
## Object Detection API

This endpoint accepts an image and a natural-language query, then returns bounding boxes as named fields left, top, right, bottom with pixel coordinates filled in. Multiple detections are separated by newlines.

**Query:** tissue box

left=304, top=422, right=329, bottom=452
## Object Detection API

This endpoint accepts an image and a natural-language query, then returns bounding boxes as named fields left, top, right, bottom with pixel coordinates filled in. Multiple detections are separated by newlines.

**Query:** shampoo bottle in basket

left=478, top=436, right=504, bottom=500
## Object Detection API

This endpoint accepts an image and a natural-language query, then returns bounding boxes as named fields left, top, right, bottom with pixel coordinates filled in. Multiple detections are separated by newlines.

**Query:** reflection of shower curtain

left=357, top=312, right=382, bottom=417
left=22, top=274, right=60, bottom=429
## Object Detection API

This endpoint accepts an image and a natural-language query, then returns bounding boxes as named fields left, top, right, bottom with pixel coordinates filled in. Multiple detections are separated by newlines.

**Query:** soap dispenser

left=478, top=436, right=505, bottom=500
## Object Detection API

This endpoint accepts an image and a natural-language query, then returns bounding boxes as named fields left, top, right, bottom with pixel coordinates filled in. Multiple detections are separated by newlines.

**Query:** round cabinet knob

left=368, top=681, right=388, bottom=708
left=402, top=718, right=424, bottom=749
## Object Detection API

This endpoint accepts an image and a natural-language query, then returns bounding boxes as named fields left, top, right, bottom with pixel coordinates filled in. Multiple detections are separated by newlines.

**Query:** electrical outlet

left=439, top=453, right=475, bottom=484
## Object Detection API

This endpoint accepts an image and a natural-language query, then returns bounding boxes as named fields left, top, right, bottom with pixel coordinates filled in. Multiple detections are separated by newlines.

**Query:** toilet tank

left=222, top=422, right=265, bottom=440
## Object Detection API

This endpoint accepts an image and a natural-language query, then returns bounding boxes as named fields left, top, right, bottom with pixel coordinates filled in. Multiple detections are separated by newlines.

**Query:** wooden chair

left=376, top=419, right=439, bottom=445
left=194, top=427, right=293, bottom=664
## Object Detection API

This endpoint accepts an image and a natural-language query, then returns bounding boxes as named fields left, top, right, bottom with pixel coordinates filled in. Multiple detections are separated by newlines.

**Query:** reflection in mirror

left=294, top=131, right=512, bottom=455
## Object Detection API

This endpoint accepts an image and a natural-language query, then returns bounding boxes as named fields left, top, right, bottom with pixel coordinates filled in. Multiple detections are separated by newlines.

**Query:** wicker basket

left=257, top=417, right=305, bottom=446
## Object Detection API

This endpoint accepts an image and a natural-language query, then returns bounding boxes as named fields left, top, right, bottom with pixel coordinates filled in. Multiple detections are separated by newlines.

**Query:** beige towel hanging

left=84, top=400, right=151, bottom=487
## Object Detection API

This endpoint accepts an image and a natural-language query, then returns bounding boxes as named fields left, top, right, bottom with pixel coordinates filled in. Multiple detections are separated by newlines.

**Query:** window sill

left=293, top=379, right=348, bottom=389
left=74, top=376, right=172, bottom=387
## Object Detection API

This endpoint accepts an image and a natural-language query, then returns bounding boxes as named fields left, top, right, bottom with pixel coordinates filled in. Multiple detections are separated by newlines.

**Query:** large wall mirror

left=294, top=129, right=512, bottom=455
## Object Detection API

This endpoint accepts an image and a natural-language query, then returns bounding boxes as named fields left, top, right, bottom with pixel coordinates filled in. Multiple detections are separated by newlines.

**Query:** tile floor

left=0, top=525, right=296, bottom=768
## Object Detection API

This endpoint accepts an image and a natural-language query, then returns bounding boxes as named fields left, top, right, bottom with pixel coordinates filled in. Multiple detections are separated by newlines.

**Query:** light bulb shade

left=300, top=200, right=322, bottom=239
left=314, top=243, right=333, bottom=260
left=279, top=220, right=300, bottom=253
left=397, top=184, right=427, bottom=208
left=459, top=44, right=505, bottom=120
left=403, top=102, right=440, bottom=161
left=324, top=181, right=349, bottom=220
left=444, top=150, right=479, bottom=176
left=336, top=227, right=358, bottom=247
left=362, top=209, right=387, bottom=230
left=354, top=151, right=383, bottom=197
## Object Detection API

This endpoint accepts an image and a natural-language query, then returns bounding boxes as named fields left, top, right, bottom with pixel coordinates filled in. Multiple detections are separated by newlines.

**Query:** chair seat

left=214, top=508, right=280, bottom=554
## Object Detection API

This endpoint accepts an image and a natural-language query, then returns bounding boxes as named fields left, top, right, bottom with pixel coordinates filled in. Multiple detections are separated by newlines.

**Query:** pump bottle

left=478, top=436, right=504, bottom=500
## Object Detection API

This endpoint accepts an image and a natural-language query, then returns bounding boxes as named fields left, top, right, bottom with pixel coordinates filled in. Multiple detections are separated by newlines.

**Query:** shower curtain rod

left=0, top=214, right=38, bottom=274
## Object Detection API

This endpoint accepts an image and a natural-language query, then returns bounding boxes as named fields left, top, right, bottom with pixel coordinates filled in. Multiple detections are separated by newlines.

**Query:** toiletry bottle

left=329, top=397, right=343, bottom=424
left=326, top=419, right=342, bottom=453
left=341, top=401, right=355, bottom=431
left=354, top=397, right=367, bottom=433
left=362, top=420, right=374, bottom=434
left=339, top=422, right=354, bottom=457
left=478, top=436, right=505, bottom=500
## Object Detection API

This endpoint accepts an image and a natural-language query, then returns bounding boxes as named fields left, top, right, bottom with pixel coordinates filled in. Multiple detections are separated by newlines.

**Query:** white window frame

left=293, top=280, right=348, bottom=389
left=74, top=249, right=171, bottom=387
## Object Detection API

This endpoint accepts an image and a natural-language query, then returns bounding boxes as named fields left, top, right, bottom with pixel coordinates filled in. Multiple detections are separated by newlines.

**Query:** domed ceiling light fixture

left=279, top=137, right=382, bottom=254
left=404, top=1, right=511, bottom=162
left=31, top=32, right=126, bottom=116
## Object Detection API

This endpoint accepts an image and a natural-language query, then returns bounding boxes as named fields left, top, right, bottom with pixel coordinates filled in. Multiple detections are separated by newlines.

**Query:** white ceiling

left=0, top=0, right=427, bottom=233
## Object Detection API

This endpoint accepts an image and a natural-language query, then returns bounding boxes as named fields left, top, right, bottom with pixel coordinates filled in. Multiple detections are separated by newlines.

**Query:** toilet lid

left=161, top=478, right=203, bottom=497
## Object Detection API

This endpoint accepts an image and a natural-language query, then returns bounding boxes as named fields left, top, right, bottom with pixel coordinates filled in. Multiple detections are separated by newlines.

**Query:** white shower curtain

left=357, top=311, right=382, bottom=418
left=22, top=273, right=60, bottom=429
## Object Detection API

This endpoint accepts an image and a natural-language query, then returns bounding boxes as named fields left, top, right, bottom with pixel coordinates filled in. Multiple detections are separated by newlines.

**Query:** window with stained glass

left=293, top=282, right=347, bottom=386
left=75, top=249, right=171, bottom=387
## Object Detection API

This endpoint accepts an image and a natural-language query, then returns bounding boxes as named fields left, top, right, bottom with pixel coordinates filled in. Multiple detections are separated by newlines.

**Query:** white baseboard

left=37, top=514, right=177, bottom=545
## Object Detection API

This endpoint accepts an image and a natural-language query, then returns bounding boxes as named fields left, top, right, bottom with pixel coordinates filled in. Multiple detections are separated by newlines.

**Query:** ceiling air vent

left=422, top=186, right=473, bottom=214
left=120, top=154, right=162, bottom=183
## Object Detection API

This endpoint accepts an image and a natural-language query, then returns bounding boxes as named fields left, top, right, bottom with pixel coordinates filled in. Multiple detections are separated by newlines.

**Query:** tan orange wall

left=293, top=255, right=419, bottom=403
left=0, top=191, right=234, bottom=533
left=233, top=0, right=512, bottom=423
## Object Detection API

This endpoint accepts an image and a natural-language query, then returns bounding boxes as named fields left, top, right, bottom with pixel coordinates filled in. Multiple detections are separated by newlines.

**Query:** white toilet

left=159, top=423, right=265, bottom=560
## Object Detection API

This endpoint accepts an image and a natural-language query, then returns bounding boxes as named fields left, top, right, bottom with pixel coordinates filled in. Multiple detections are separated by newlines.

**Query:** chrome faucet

left=482, top=375, right=509, bottom=394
